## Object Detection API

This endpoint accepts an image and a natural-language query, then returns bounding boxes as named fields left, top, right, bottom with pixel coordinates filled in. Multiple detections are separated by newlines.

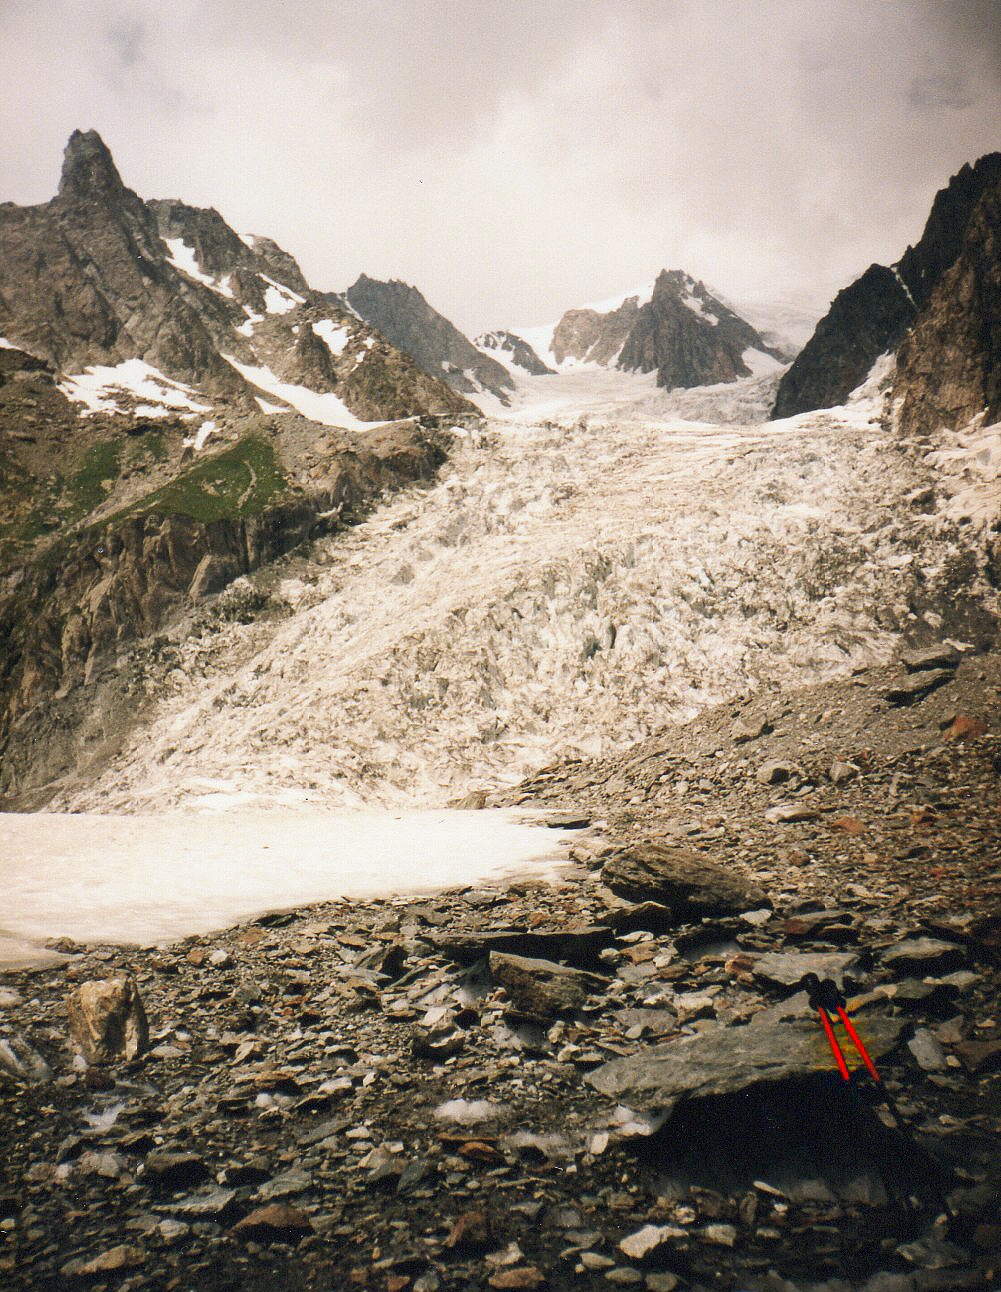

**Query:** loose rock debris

left=1, top=648, right=999, bottom=1290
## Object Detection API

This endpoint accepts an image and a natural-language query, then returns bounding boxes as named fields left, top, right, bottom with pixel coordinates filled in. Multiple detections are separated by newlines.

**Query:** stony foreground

left=1, top=648, right=999, bottom=1292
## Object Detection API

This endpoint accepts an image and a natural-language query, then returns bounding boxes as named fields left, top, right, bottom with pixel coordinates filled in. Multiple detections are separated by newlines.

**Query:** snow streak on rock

left=62, top=393, right=974, bottom=814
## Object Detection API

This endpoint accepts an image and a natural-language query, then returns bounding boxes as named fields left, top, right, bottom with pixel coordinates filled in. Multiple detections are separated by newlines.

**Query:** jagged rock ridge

left=506, top=271, right=784, bottom=390
left=773, top=153, right=1001, bottom=422
left=0, top=131, right=473, bottom=801
left=0, top=130, right=473, bottom=424
left=343, top=275, right=515, bottom=405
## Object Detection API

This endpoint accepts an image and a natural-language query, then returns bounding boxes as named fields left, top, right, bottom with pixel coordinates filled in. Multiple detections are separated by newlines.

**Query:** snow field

left=0, top=809, right=574, bottom=967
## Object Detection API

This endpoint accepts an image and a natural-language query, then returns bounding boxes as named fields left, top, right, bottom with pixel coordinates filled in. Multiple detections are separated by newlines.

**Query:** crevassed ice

left=61, top=382, right=970, bottom=817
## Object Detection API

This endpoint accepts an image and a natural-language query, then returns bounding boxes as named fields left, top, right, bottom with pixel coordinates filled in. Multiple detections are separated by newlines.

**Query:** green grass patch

left=112, top=434, right=292, bottom=524
left=65, top=440, right=121, bottom=520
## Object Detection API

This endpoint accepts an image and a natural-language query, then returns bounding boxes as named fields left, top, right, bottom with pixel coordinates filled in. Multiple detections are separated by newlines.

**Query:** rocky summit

left=1, top=651, right=999, bottom=1291
left=344, top=276, right=517, bottom=406
left=509, top=271, right=785, bottom=390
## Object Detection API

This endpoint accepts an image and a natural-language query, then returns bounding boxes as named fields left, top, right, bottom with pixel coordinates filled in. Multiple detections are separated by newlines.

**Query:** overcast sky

left=2, top=0, right=1000, bottom=334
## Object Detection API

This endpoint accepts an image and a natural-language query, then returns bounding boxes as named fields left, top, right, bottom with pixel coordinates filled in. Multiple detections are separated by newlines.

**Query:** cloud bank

left=2, top=0, right=999, bottom=333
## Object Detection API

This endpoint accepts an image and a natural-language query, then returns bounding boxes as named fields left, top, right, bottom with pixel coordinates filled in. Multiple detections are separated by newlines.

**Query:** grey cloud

left=0, top=0, right=999, bottom=335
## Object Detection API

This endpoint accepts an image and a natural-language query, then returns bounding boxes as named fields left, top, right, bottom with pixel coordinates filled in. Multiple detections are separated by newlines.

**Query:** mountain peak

left=58, top=129, right=125, bottom=201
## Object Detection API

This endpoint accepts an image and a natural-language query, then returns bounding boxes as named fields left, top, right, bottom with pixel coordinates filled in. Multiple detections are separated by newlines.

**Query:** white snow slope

left=0, top=809, right=573, bottom=966
left=54, top=365, right=991, bottom=820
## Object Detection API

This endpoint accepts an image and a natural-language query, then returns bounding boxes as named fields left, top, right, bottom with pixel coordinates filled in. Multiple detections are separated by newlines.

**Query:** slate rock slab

left=901, top=645, right=960, bottom=673
left=601, top=841, right=768, bottom=916
left=428, top=925, right=614, bottom=967
left=886, top=669, right=954, bottom=705
left=752, top=951, right=861, bottom=991
left=586, top=1016, right=909, bottom=1112
left=488, top=951, right=607, bottom=1016
left=881, top=938, right=966, bottom=974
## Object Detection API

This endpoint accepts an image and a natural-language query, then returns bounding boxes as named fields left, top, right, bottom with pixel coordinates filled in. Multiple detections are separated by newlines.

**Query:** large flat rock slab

left=586, top=1016, right=909, bottom=1112
left=427, top=925, right=614, bottom=967
left=601, top=840, right=768, bottom=916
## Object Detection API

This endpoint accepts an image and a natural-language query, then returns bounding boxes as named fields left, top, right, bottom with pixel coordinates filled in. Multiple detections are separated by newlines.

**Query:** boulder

left=586, top=1016, right=909, bottom=1113
left=488, top=951, right=607, bottom=1016
left=66, top=975, right=149, bottom=1064
left=886, top=669, right=954, bottom=706
left=752, top=951, right=861, bottom=991
left=601, top=841, right=768, bottom=916
left=881, top=938, right=966, bottom=974
left=428, top=925, right=614, bottom=968
left=901, top=645, right=960, bottom=673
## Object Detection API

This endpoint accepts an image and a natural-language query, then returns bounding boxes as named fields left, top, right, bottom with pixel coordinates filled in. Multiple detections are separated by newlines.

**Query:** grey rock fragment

left=907, top=1028, right=947, bottom=1072
left=586, top=1016, right=908, bottom=1112
left=752, top=950, right=860, bottom=990
left=488, top=951, right=607, bottom=1016
left=601, top=840, right=767, bottom=916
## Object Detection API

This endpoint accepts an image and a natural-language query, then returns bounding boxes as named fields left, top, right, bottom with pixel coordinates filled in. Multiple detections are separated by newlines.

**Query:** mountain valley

left=1, top=129, right=1000, bottom=1292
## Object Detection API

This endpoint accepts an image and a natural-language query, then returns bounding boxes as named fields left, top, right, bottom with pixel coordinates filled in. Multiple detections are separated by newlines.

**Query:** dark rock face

left=617, top=273, right=782, bottom=389
left=770, top=266, right=914, bottom=419
left=773, top=152, right=1001, bottom=420
left=895, top=177, right=1001, bottom=435
left=345, top=275, right=515, bottom=404
left=475, top=329, right=555, bottom=375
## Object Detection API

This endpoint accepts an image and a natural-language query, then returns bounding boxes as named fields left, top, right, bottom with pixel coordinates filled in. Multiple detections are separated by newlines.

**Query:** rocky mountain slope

left=773, top=153, right=1001, bottom=423
left=504, top=271, right=785, bottom=390
left=343, top=275, right=516, bottom=406
left=0, top=131, right=474, bottom=802
left=475, top=330, right=555, bottom=377
left=0, top=130, right=472, bottom=426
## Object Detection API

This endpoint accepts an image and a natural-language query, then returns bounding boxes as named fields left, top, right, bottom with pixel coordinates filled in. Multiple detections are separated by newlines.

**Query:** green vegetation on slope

left=112, top=434, right=293, bottom=524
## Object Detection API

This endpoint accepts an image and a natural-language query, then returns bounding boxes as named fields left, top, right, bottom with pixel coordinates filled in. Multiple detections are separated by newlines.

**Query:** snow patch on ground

left=223, top=355, right=382, bottom=430
left=183, top=420, right=217, bottom=452
left=0, top=809, right=573, bottom=965
left=163, top=238, right=234, bottom=297
left=59, top=360, right=211, bottom=416
left=260, top=275, right=306, bottom=314
left=312, top=319, right=351, bottom=356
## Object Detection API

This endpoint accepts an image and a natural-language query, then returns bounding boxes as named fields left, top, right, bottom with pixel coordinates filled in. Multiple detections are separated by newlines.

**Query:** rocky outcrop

left=552, top=296, right=643, bottom=367
left=617, top=272, right=783, bottom=388
left=528, top=271, right=783, bottom=389
left=0, top=423, right=450, bottom=806
left=895, top=176, right=1001, bottom=436
left=344, top=275, right=515, bottom=405
left=773, top=152, right=1001, bottom=420
left=474, top=329, right=554, bottom=375
left=770, top=266, right=914, bottom=419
